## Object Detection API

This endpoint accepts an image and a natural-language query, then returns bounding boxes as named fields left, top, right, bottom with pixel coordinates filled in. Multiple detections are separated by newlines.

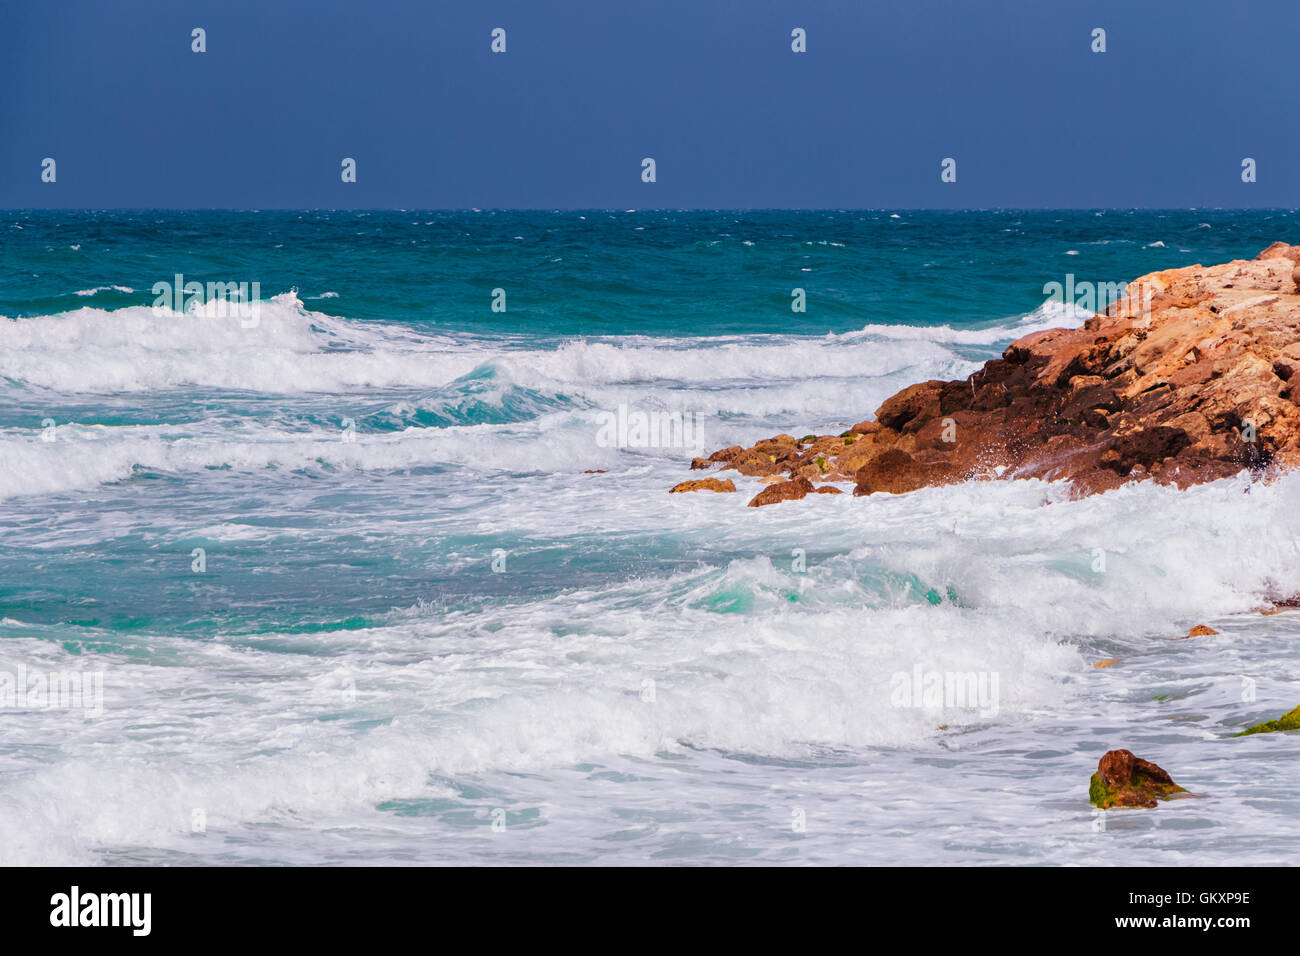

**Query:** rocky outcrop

left=1236, top=704, right=1300, bottom=736
left=680, top=244, right=1300, bottom=500
left=1089, top=749, right=1187, bottom=809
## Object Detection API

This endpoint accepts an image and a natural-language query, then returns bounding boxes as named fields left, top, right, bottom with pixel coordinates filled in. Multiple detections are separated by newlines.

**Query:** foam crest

left=0, top=296, right=1069, bottom=396
left=0, top=293, right=483, bottom=393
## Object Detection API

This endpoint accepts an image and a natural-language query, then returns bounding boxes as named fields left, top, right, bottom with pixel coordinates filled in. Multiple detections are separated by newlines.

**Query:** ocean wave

left=0, top=417, right=633, bottom=499
left=5, top=468, right=1299, bottom=862
left=851, top=297, right=1092, bottom=345
left=73, top=285, right=135, bottom=296
left=0, top=292, right=486, bottom=393
left=1, top=450, right=1297, bottom=862
left=0, top=292, right=1082, bottom=396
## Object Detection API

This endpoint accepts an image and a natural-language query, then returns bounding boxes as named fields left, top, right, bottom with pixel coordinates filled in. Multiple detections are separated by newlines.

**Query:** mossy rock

left=1236, top=704, right=1300, bottom=737
left=1089, top=749, right=1186, bottom=809
left=798, top=435, right=816, bottom=444
left=1087, top=773, right=1110, bottom=808
left=839, top=430, right=853, bottom=438
left=843, top=437, right=854, bottom=445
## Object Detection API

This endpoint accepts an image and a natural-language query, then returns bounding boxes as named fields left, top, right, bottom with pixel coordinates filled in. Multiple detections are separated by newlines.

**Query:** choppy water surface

left=1, top=210, right=1298, bottom=864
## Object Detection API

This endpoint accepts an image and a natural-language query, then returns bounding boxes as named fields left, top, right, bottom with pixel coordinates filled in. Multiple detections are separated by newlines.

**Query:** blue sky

left=1, top=0, right=1296, bottom=208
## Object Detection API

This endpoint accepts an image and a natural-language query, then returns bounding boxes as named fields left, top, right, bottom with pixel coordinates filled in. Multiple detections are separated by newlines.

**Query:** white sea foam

left=0, top=418, right=628, bottom=499
left=0, top=294, right=1078, bottom=396
left=853, top=297, right=1092, bottom=345
left=0, top=293, right=484, bottom=393
left=73, top=285, right=134, bottom=296
left=2, top=468, right=1299, bottom=863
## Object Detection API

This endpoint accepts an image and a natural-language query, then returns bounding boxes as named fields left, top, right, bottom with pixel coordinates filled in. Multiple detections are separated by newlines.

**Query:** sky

left=1, top=0, right=1297, bottom=209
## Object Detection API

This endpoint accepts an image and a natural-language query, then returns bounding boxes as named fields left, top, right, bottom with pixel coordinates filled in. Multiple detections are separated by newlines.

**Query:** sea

left=1, top=209, right=1298, bottom=865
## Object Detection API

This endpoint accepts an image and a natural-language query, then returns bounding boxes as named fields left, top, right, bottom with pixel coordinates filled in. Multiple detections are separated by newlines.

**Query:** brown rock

left=1089, top=749, right=1187, bottom=809
left=853, top=448, right=960, bottom=496
left=747, top=476, right=814, bottom=507
left=875, top=381, right=944, bottom=432
left=1256, top=241, right=1298, bottom=261
left=669, top=478, right=736, bottom=494
left=1179, top=624, right=1219, bottom=639
left=726, top=450, right=784, bottom=477
left=707, top=445, right=744, bottom=464
left=1094, top=658, right=1121, bottom=668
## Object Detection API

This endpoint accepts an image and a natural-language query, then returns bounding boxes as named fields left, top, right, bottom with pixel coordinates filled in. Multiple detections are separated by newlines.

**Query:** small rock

left=1179, top=624, right=1219, bottom=639
left=747, top=476, right=814, bottom=508
left=583, top=469, right=608, bottom=474
left=1089, top=749, right=1187, bottom=809
left=814, top=485, right=843, bottom=494
left=1236, top=704, right=1300, bottom=736
left=1094, top=658, right=1121, bottom=668
left=669, top=478, right=736, bottom=494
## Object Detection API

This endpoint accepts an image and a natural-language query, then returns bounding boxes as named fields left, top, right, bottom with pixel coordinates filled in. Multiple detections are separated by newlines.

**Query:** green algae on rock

left=1088, top=749, right=1186, bottom=809
left=1236, top=704, right=1300, bottom=736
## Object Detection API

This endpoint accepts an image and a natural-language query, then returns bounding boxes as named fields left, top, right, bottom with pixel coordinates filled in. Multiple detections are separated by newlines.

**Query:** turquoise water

left=3, top=209, right=1294, bottom=335
left=2, top=210, right=1299, bottom=865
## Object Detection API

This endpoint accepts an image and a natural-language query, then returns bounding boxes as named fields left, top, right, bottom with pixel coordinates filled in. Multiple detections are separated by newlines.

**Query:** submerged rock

left=1260, top=596, right=1300, bottom=615
left=1180, top=624, right=1219, bottom=639
left=669, top=478, right=736, bottom=494
left=1236, top=704, right=1300, bottom=736
left=1089, top=749, right=1186, bottom=809
left=678, top=245, right=1300, bottom=500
